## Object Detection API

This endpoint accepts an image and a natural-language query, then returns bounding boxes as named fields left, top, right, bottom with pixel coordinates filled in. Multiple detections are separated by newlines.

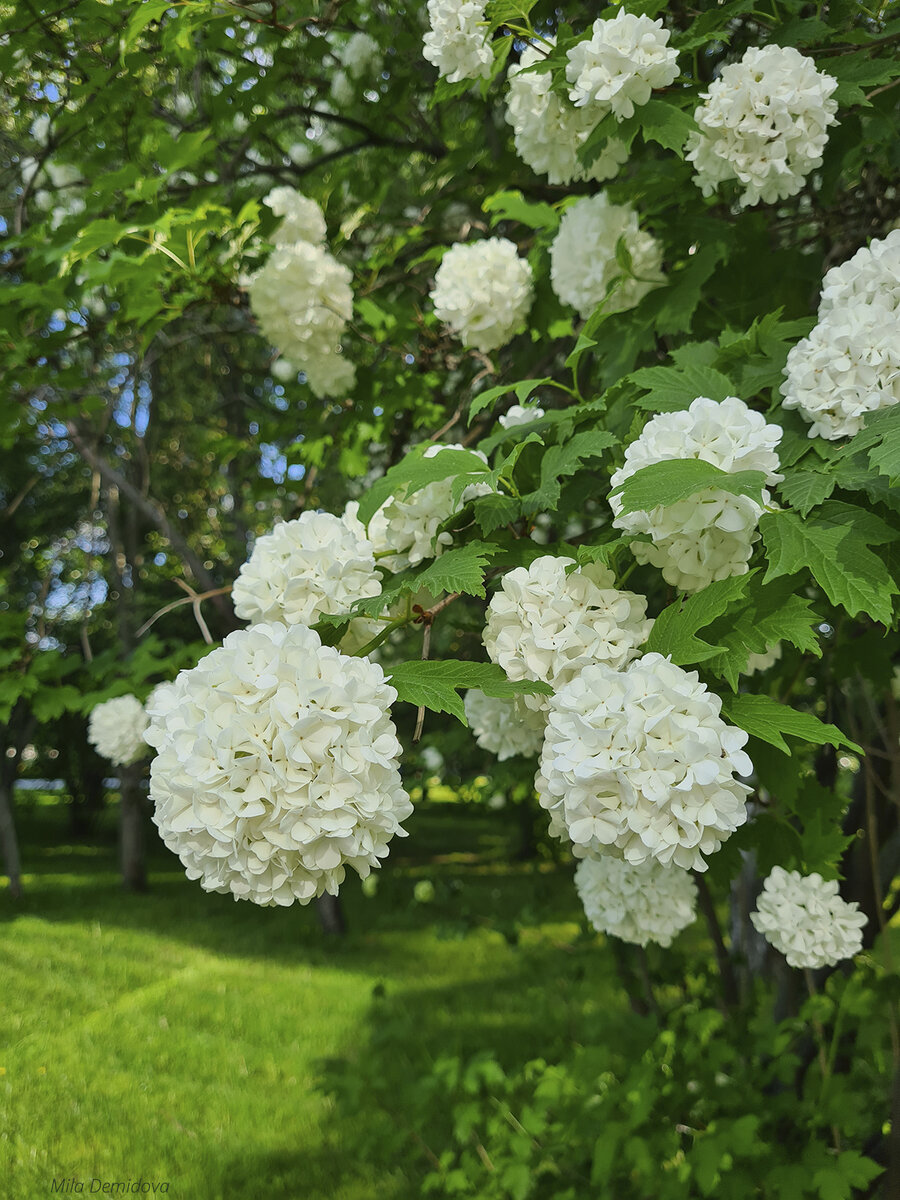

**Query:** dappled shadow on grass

left=0, top=800, right=583, bottom=973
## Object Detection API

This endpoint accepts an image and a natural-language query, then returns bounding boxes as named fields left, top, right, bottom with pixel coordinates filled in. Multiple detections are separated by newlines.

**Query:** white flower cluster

left=686, top=45, right=838, bottom=208
left=249, top=239, right=355, bottom=398
left=819, top=228, right=900, bottom=316
left=566, top=11, right=679, bottom=117
left=550, top=193, right=664, bottom=319
left=575, top=856, right=698, bottom=947
left=750, top=866, right=866, bottom=968
left=505, top=42, right=628, bottom=185
left=431, top=238, right=534, bottom=352
left=483, top=556, right=652, bottom=708
left=538, top=654, right=752, bottom=871
left=423, top=0, right=491, bottom=84
left=331, top=31, right=383, bottom=106
left=743, top=642, right=783, bottom=676
left=610, top=396, right=783, bottom=592
left=88, top=695, right=149, bottom=767
left=367, top=443, right=490, bottom=572
left=263, top=186, right=327, bottom=246
left=782, top=231, right=900, bottom=439
left=231, top=509, right=381, bottom=627
left=499, top=403, right=544, bottom=429
left=464, top=690, right=546, bottom=761
left=146, top=622, right=413, bottom=907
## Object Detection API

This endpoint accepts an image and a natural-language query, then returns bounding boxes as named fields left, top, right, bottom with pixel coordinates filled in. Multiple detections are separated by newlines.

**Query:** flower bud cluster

left=423, top=0, right=492, bottom=84
left=88, top=695, right=149, bottom=767
left=464, top=690, right=546, bottom=760
left=565, top=11, right=679, bottom=117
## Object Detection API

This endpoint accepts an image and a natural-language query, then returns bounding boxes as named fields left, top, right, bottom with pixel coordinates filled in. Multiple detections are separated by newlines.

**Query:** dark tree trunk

left=119, top=764, right=147, bottom=892
left=316, top=893, right=346, bottom=935
left=0, top=778, right=23, bottom=899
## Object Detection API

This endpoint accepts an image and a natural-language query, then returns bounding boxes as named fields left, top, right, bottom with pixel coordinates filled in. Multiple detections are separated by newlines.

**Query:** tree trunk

left=119, top=764, right=147, bottom=892
left=316, top=892, right=346, bottom=935
left=0, top=778, right=23, bottom=899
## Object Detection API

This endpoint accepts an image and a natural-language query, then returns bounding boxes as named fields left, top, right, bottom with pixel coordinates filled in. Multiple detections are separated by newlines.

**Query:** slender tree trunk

left=119, top=763, right=147, bottom=892
left=316, top=893, right=346, bottom=935
left=0, top=777, right=23, bottom=899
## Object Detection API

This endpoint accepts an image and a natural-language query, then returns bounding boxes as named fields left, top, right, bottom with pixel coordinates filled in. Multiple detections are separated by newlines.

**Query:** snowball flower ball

left=819, top=229, right=900, bottom=317
left=423, top=0, right=491, bottom=83
left=431, top=238, right=534, bottom=353
left=263, top=187, right=327, bottom=246
left=781, top=299, right=900, bottom=440
left=88, top=695, right=149, bottom=767
left=566, top=10, right=679, bottom=118
left=146, top=622, right=413, bottom=906
left=575, top=856, right=697, bottom=947
left=537, top=653, right=752, bottom=871
left=550, top=193, right=664, bottom=319
left=249, top=241, right=354, bottom=398
left=499, top=403, right=545, bottom=429
left=232, top=509, right=381, bottom=627
left=464, top=690, right=546, bottom=760
left=750, top=866, right=866, bottom=969
left=686, top=45, right=838, bottom=208
left=506, top=41, right=629, bottom=185
left=483, top=556, right=653, bottom=708
left=367, top=443, right=490, bottom=571
left=743, top=643, right=782, bottom=677
left=610, top=396, right=783, bottom=592
left=340, top=31, right=382, bottom=79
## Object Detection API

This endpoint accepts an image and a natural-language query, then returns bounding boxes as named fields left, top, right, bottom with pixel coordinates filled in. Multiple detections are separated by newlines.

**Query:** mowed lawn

left=1, top=797, right=620, bottom=1200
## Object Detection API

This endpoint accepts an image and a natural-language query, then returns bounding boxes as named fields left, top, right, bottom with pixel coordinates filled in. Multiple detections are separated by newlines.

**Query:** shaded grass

left=1, top=798, right=618, bottom=1199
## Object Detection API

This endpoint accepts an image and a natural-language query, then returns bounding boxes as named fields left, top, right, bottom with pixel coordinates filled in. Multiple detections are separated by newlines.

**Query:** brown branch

left=64, top=421, right=232, bottom=624
left=693, top=872, right=740, bottom=1010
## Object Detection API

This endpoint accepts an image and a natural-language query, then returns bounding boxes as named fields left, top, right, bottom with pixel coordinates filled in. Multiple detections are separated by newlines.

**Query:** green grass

left=1, top=798, right=619, bottom=1199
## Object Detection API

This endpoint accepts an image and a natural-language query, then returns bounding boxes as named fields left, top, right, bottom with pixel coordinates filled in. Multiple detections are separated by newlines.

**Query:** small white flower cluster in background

left=464, top=690, right=546, bottom=760
left=610, top=396, right=784, bottom=592
left=550, top=193, right=664, bottom=319
left=231, top=509, right=382, bottom=628
left=751, top=866, right=866, bottom=968
left=330, top=31, right=383, bottom=107
left=367, top=443, right=490, bottom=571
left=87, top=694, right=149, bottom=767
left=538, top=654, right=752, bottom=872
left=782, top=230, right=900, bottom=439
left=566, top=10, right=679, bottom=117
left=483, top=556, right=653, bottom=708
left=249, top=187, right=355, bottom=398
left=430, top=238, right=534, bottom=352
left=686, top=45, right=838, bottom=208
left=499, top=403, right=544, bottom=429
left=743, top=642, right=783, bottom=677
left=146, top=622, right=413, bottom=907
left=575, top=856, right=698, bottom=947
left=505, top=40, right=629, bottom=185
left=423, top=0, right=492, bottom=84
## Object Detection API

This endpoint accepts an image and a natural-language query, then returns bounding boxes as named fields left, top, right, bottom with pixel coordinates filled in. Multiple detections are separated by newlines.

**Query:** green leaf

left=357, top=445, right=490, bottom=526
left=611, top=459, right=767, bottom=515
left=637, top=99, right=697, bottom=155
left=646, top=574, right=752, bottom=665
left=412, top=541, right=501, bottom=599
left=721, top=694, right=860, bottom=755
left=32, top=684, right=82, bottom=722
left=627, top=361, right=734, bottom=412
left=482, top=190, right=558, bottom=231
left=471, top=493, right=520, bottom=535
left=523, top=429, right=617, bottom=513
left=777, top=467, right=836, bottom=516
left=387, top=660, right=552, bottom=724
left=760, top=505, right=898, bottom=626
left=564, top=332, right=597, bottom=371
